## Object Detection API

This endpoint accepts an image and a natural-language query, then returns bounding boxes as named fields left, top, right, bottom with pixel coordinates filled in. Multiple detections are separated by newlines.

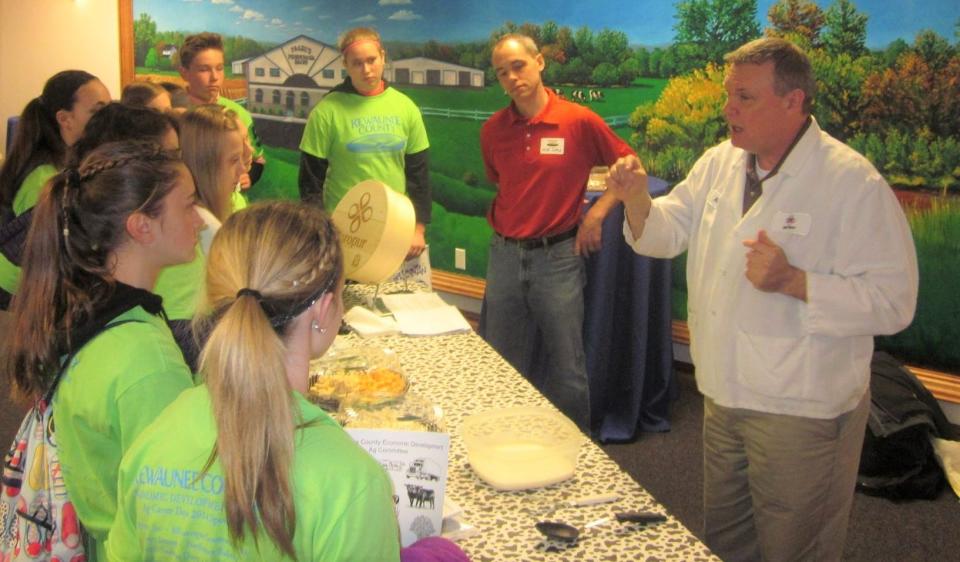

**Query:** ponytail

left=202, top=291, right=298, bottom=557
left=0, top=70, right=99, bottom=212
left=0, top=99, right=63, bottom=210
left=197, top=201, right=343, bottom=557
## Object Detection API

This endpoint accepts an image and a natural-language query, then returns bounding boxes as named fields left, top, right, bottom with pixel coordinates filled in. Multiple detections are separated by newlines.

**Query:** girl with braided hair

left=107, top=201, right=401, bottom=561
left=5, top=141, right=201, bottom=558
left=176, top=103, right=249, bottom=239
left=0, top=70, right=110, bottom=306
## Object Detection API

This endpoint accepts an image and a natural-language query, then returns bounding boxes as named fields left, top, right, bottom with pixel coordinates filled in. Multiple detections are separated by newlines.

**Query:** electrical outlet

left=455, top=248, right=466, bottom=270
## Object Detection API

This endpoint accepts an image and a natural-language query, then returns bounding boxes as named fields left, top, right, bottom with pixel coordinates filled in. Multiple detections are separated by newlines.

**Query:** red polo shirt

left=480, top=89, right=634, bottom=239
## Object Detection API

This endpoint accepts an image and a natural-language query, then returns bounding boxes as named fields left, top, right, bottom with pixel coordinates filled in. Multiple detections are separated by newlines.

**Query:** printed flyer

left=346, top=429, right=450, bottom=547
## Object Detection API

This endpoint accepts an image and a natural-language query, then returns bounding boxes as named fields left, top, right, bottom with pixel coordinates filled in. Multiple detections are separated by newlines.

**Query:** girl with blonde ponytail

left=107, top=201, right=401, bottom=561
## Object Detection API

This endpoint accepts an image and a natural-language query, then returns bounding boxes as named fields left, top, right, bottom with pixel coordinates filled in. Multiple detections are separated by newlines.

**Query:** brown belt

left=497, top=227, right=578, bottom=250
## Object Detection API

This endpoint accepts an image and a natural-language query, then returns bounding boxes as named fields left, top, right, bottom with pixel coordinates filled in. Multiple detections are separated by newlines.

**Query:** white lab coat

left=625, top=118, right=918, bottom=418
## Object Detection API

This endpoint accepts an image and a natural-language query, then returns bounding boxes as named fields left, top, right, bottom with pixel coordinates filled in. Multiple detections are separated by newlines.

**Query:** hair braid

left=7, top=140, right=185, bottom=399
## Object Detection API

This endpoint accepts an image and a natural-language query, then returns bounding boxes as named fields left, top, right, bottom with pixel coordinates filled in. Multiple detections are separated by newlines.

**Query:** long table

left=335, top=292, right=716, bottom=560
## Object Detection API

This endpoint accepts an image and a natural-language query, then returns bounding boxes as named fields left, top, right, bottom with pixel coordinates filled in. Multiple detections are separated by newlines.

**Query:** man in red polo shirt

left=479, top=34, right=634, bottom=431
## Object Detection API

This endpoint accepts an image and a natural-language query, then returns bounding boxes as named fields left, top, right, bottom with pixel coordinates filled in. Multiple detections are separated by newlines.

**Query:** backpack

left=856, top=352, right=956, bottom=501
left=1, top=319, right=134, bottom=560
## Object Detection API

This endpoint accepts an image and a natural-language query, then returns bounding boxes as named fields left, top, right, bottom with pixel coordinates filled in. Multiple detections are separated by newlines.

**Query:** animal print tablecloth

left=337, top=285, right=717, bottom=561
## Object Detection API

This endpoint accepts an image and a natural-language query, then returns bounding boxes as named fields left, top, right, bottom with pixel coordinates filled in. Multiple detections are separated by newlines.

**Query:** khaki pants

left=703, top=392, right=870, bottom=562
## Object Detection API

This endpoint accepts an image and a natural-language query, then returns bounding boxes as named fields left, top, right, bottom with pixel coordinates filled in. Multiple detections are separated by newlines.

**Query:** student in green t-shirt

left=178, top=32, right=266, bottom=187
left=299, top=26, right=432, bottom=259
left=154, top=103, right=249, bottom=369
left=5, top=142, right=200, bottom=560
left=106, top=202, right=401, bottom=561
left=0, top=70, right=110, bottom=305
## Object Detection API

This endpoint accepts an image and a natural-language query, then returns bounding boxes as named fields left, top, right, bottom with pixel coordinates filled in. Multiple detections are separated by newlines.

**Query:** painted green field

left=246, top=145, right=298, bottom=202
left=877, top=202, right=960, bottom=371
left=422, top=117, right=491, bottom=190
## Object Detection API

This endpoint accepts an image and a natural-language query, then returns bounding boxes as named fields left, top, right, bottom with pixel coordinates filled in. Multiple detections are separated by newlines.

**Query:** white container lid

left=332, top=180, right=415, bottom=284
left=461, top=406, right=583, bottom=490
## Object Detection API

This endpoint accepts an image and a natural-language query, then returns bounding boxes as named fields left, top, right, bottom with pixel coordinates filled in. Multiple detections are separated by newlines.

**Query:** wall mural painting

left=127, top=0, right=960, bottom=372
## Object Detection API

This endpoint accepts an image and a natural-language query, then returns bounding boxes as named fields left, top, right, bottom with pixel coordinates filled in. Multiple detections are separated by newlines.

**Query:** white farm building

left=385, top=57, right=484, bottom=88
left=241, top=35, right=345, bottom=118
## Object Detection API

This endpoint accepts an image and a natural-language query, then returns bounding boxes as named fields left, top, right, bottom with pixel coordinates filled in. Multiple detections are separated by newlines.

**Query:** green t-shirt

left=218, top=96, right=264, bottom=159
left=153, top=242, right=205, bottom=321
left=105, top=387, right=401, bottom=561
left=299, top=87, right=429, bottom=212
left=230, top=188, right=248, bottom=213
left=13, top=163, right=57, bottom=216
left=54, top=306, right=194, bottom=560
left=1, top=164, right=57, bottom=294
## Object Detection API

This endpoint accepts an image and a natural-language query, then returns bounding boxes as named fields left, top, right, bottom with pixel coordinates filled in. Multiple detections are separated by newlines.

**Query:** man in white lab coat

left=606, top=37, right=918, bottom=562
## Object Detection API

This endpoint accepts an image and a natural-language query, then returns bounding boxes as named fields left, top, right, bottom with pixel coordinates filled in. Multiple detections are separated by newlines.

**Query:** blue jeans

left=480, top=235, right=590, bottom=430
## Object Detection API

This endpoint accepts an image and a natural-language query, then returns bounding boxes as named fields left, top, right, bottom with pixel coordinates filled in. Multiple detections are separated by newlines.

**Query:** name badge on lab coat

left=540, top=138, right=565, bottom=155
left=774, top=211, right=811, bottom=236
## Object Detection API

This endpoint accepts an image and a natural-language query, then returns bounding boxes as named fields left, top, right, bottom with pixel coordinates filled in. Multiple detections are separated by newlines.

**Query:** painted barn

left=242, top=34, right=344, bottom=117
left=385, top=57, right=483, bottom=88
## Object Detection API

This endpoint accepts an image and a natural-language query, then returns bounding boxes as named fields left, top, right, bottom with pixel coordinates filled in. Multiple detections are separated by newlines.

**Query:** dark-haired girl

left=0, top=70, right=110, bottom=304
left=5, top=141, right=200, bottom=558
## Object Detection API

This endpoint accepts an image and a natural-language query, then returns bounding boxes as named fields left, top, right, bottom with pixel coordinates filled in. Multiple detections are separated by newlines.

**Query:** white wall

left=0, top=0, right=121, bottom=158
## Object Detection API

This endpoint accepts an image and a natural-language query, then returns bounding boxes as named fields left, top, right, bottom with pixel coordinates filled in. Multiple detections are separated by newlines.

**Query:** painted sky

left=138, top=0, right=958, bottom=48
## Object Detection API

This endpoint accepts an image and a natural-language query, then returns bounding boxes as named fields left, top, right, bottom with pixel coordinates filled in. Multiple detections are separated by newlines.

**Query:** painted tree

left=144, top=47, right=159, bottom=70
left=673, top=0, right=761, bottom=67
left=573, top=26, right=594, bottom=63
left=862, top=51, right=960, bottom=138
left=518, top=22, right=542, bottom=46
left=618, top=57, right=642, bottom=85
left=882, top=38, right=910, bottom=68
left=540, top=21, right=560, bottom=45
left=821, top=0, right=868, bottom=58
left=591, top=62, right=621, bottom=86
left=634, top=47, right=651, bottom=77
left=669, top=42, right=712, bottom=76
left=555, top=26, right=575, bottom=59
left=912, top=29, right=956, bottom=70
left=648, top=48, right=665, bottom=77
left=765, top=0, right=825, bottom=49
left=133, top=12, right=157, bottom=66
left=658, top=47, right=679, bottom=77
left=808, top=49, right=876, bottom=141
left=629, top=64, right=727, bottom=180
left=594, top=29, right=630, bottom=65
left=561, top=57, right=591, bottom=83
